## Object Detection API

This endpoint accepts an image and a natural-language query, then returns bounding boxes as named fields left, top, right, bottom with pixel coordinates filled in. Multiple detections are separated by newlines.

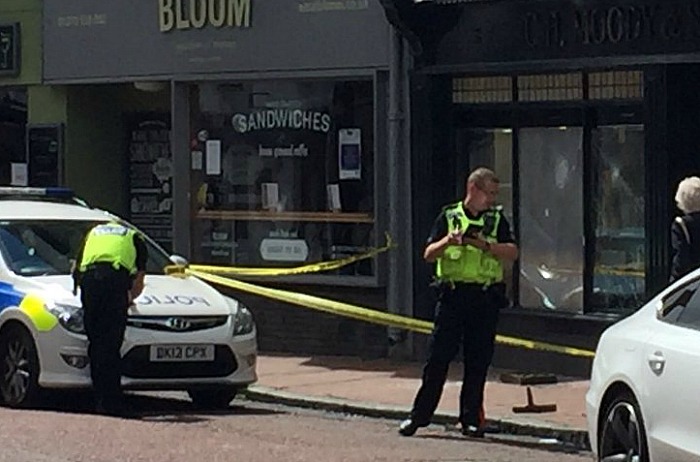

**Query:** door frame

left=452, top=102, right=644, bottom=313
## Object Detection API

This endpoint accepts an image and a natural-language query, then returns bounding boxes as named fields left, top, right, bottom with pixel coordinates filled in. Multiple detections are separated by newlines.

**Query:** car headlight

left=48, top=304, right=85, bottom=334
left=233, top=305, right=254, bottom=336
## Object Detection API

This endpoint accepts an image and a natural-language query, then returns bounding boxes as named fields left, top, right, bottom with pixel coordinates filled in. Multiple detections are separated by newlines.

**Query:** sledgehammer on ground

left=512, top=386, right=557, bottom=413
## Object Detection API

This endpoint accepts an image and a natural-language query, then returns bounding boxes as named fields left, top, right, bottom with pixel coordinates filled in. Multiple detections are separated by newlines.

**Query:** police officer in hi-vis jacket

left=399, top=167, right=519, bottom=438
left=73, top=221, right=147, bottom=417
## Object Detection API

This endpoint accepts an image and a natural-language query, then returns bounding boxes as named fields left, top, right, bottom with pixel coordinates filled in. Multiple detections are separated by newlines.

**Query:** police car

left=0, top=188, right=257, bottom=409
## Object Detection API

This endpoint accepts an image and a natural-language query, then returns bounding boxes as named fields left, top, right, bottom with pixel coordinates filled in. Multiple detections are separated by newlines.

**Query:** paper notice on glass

left=261, top=183, right=279, bottom=211
left=11, top=163, right=28, bottom=186
left=205, top=140, right=221, bottom=175
left=327, top=184, right=342, bottom=211
left=338, top=128, right=361, bottom=180
left=191, top=150, right=203, bottom=170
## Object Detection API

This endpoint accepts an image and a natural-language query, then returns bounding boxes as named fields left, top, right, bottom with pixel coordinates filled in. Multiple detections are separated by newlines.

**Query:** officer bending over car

left=72, top=221, right=147, bottom=417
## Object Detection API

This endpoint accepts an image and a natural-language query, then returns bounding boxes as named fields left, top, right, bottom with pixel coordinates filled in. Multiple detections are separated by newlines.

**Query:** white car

left=0, top=188, right=257, bottom=409
left=586, top=268, right=700, bottom=461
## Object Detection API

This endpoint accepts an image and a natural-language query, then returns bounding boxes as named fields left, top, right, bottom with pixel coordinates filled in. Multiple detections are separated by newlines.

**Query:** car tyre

left=598, top=390, right=649, bottom=462
left=187, top=387, right=238, bottom=409
left=0, top=325, right=42, bottom=408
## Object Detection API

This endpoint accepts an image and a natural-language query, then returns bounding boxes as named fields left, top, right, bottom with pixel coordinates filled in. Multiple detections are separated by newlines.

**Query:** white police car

left=0, top=188, right=257, bottom=409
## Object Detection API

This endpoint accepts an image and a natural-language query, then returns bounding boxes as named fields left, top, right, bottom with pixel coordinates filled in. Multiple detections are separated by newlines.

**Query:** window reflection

left=591, top=125, right=645, bottom=311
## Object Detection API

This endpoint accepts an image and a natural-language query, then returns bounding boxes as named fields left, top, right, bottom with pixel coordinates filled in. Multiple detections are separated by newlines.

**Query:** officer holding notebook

left=399, top=167, right=518, bottom=438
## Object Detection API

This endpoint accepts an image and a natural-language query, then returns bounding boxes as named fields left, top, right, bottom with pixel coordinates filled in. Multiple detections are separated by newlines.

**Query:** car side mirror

left=169, top=254, right=189, bottom=267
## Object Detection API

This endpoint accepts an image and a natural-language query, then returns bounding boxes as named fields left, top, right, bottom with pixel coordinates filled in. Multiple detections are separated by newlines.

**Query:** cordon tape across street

left=165, top=235, right=596, bottom=359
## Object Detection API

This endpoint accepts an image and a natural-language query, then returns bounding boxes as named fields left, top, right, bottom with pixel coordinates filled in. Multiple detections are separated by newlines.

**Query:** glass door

left=518, top=126, right=584, bottom=312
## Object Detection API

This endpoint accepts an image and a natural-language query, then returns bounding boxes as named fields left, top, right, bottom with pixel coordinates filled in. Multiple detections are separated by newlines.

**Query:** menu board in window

left=26, top=124, right=63, bottom=187
left=128, top=116, right=173, bottom=252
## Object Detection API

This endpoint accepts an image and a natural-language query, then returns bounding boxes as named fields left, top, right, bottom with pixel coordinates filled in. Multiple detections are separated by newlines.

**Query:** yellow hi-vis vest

left=435, top=202, right=504, bottom=285
left=79, top=222, right=138, bottom=275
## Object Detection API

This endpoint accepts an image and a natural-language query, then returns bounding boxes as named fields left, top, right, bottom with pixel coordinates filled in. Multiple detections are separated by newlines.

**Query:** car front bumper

left=37, top=323, right=257, bottom=390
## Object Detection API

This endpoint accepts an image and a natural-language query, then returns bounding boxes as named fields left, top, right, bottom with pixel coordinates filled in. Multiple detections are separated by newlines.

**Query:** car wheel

left=598, top=391, right=649, bottom=462
left=187, top=387, right=238, bottom=409
left=0, top=326, right=41, bottom=407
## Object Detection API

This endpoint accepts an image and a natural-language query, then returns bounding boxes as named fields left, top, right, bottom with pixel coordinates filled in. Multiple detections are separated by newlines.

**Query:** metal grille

left=452, top=76, right=512, bottom=104
left=517, top=73, right=583, bottom=102
left=452, top=70, right=644, bottom=104
left=589, top=70, right=643, bottom=100
left=127, top=316, right=228, bottom=333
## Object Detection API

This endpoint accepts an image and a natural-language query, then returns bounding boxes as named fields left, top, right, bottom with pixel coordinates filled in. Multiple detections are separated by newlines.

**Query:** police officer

left=399, top=167, right=518, bottom=438
left=73, top=221, right=147, bottom=417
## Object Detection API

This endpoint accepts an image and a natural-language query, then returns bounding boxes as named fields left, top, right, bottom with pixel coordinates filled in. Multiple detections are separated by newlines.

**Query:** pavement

left=242, top=354, right=591, bottom=451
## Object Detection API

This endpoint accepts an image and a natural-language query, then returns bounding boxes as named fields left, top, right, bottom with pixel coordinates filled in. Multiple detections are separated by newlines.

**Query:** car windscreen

left=0, top=220, right=172, bottom=277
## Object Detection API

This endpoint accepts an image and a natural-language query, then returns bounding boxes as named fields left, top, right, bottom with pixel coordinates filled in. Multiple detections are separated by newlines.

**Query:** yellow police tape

left=187, top=233, right=395, bottom=277
left=186, top=269, right=596, bottom=358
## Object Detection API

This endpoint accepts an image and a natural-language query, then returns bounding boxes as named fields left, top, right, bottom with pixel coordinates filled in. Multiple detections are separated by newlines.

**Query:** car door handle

left=648, top=351, right=666, bottom=375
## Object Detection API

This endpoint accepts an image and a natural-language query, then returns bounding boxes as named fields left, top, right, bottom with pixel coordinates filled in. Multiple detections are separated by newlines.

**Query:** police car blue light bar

left=0, top=187, right=75, bottom=198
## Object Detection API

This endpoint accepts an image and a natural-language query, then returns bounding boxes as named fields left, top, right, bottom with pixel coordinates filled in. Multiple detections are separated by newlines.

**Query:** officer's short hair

left=675, top=176, right=700, bottom=213
left=467, top=167, right=499, bottom=188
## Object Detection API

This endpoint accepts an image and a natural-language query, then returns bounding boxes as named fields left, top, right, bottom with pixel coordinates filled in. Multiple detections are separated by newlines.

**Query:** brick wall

left=220, top=283, right=389, bottom=359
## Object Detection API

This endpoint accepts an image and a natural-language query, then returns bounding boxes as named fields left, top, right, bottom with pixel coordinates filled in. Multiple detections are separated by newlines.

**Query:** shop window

left=0, top=88, right=27, bottom=185
left=452, top=76, right=512, bottom=104
left=190, top=80, right=375, bottom=278
left=591, top=125, right=645, bottom=311
left=458, top=128, right=513, bottom=220
left=518, top=127, right=584, bottom=311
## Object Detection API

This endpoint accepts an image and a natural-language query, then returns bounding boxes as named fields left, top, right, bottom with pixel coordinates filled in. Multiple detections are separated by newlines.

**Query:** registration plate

left=149, top=345, right=215, bottom=362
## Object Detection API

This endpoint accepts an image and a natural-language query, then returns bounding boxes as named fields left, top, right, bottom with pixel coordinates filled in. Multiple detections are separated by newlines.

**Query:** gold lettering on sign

left=159, top=0, right=251, bottom=32
left=190, top=0, right=207, bottom=28
left=209, top=0, right=226, bottom=27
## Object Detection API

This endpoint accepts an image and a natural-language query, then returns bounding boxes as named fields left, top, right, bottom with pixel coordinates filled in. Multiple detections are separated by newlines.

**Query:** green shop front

left=41, top=0, right=403, bottom=358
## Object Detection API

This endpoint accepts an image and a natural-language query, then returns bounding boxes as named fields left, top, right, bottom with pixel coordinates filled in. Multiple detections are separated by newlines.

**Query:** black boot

left=398, top=418, right=426, bottom=437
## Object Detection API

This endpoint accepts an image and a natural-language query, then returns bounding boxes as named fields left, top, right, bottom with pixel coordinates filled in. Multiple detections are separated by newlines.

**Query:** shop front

left=189, top=80, right=377, bottom=282
left=406, top=0, right=700, bottom=374
left=42, top=0, right=398, bottom=357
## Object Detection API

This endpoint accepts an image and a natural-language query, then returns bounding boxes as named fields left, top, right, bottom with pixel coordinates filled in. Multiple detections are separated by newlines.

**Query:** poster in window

left=0, top=23, right=20, bottom=76
left=127, top=115, right=173, bottom=252
left=338, top=128, right=361, bottom=180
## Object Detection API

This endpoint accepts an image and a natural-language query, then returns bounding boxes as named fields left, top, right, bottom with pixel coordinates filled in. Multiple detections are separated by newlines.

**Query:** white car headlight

left=233, top=305, right=254, bottom=336
left=48, top=304, right=85, bottom=334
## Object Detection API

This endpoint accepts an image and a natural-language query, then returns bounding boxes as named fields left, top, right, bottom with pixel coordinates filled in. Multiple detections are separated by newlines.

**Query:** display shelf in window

left=196, top=210, right=374, bottom=224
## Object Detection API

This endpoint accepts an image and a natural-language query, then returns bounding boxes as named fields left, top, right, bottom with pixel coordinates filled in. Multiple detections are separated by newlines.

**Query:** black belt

left=434, top=280, right=505, bottom=290
left=83, top=262, right=129, bottom=273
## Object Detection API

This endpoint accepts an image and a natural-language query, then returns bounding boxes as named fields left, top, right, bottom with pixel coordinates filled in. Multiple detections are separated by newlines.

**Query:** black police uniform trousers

left=80, top=263, right=132, bottom=411
left=409, top=282, right=504, bottom=428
